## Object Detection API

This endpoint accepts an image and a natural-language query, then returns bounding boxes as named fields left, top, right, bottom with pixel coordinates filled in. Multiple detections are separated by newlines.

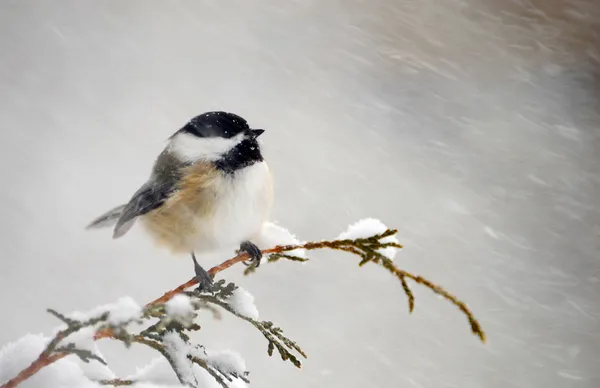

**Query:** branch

left=1, top=229, right=485, bottom=388
left=121, top=230, right=486, bottom=342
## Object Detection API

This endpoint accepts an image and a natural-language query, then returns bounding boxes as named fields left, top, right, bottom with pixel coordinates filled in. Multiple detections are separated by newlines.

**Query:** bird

left=86, top=111, right=273, bottom=291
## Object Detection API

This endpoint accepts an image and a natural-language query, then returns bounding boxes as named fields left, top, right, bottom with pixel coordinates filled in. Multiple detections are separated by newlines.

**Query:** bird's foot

left=239, top=241, right=263, bottom=268
left=191, top=252, right=214, bottom=293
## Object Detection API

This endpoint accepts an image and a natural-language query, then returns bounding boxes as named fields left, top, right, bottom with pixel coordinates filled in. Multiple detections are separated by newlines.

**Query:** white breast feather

left=193, top=161, right=272, bottom=251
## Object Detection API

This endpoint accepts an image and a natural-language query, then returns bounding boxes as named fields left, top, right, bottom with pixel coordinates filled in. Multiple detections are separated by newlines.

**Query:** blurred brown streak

left=481, top=0, right=600, bottom=57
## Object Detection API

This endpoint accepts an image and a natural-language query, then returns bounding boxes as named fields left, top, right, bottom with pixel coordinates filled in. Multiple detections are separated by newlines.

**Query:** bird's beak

left=251, top=129, right=265, bottom=137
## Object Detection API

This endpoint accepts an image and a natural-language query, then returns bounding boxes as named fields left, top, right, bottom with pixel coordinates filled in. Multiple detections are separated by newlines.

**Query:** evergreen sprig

left=243, top=229, right=485, bottom=342
left=187, top=285, right=307, bottom=369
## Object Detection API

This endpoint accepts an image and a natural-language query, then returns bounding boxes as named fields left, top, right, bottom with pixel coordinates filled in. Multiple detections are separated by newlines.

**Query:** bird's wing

left=113, top=179, right=177, bottom=239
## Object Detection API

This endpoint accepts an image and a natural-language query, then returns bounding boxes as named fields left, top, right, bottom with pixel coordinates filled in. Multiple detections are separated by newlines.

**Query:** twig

left=127, top=235, right=485, bottom=342
left=190, top=292, right=307, bottom=368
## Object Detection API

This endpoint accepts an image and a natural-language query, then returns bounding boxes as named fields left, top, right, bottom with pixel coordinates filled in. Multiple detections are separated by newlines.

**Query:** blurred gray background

left=1, top=0, right=599, bottom=387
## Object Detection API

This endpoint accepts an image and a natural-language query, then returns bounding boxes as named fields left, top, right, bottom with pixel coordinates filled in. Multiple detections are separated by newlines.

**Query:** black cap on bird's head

left=178, top=111, right=265, bottom=139
left=168, top=111, right=266, bottom=169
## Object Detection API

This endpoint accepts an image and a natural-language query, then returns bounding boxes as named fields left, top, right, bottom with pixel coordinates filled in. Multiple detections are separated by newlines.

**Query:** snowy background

left=1, top=0, right=599, bottom=387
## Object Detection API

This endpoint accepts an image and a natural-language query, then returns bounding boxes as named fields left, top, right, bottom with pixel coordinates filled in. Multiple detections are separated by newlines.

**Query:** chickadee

left=87, top=111, right=273, bottom=291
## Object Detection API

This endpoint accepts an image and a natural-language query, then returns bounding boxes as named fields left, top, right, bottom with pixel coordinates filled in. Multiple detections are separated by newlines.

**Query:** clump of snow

left=204, top=349, right=246, bottom=377
left=256, top=222, right=307, bottom=259
left=107, top=297, right=142, bottom=326
left=163, top=332, right=197, bottom=386
left=227, top=287, right=259, bottom=320
left=166, top=294, right=194, bottom=322
left=338, top=218, right=389, bottom=240
left=188, top=346, right=247, bottom=385
left=66, top=296, right=141, bottom=327
left=338, top=218, right=400, bottom=260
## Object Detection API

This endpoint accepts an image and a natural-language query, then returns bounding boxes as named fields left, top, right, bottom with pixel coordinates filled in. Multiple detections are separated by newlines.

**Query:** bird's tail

left=86, top=204, right=127, bottom=230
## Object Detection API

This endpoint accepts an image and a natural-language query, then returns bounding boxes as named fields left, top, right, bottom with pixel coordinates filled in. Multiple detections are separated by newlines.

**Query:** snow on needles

left=162, top=333, right=249, bottom=388
left=256, top=221, right=307, bottom=259
left=338, top=218, right=400, bottom=260
left=227, top=287, right=259, bottom=320
left=67, top=296, right=142, bottom=326
left=107, top=297, right=142, bottom=325
left=0, top=334, right=221, bottom=388
left=0, top=334, right=114, bottom=388
left=166, top=294, right=194, bottom=322
left=0, top=294, right=251, bottom=388
left=163, top=332, right=197, bottom=386
left=202, top=349, right=246, bottom=377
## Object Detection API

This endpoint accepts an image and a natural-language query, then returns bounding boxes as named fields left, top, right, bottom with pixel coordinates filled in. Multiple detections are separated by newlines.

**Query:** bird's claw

left=191, top=252, right=214, bottom=293
left=239, top=241, right=263, bottom=268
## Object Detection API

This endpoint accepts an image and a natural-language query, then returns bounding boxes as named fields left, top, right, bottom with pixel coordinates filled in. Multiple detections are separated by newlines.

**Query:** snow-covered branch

left=0, top=219, right=485, bottom=388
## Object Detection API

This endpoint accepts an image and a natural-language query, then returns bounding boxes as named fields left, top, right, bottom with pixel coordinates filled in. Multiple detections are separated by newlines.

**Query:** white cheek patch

left=169, top=132, right=245, bottom=162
